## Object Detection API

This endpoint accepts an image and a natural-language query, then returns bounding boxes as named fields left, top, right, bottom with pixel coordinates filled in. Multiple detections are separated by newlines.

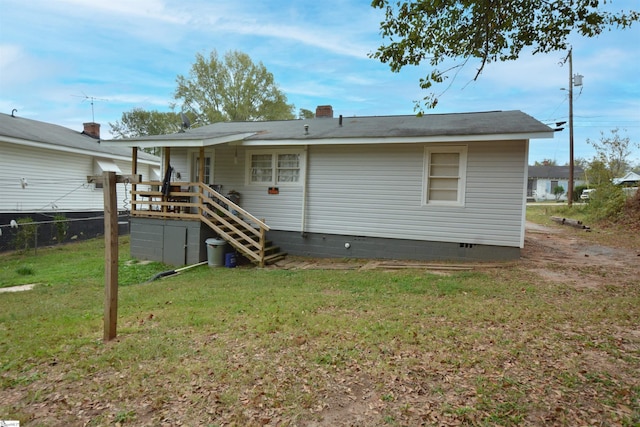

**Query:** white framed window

left=246, top=150, right=303, bottom=186
left=423, top=145, right=467, bottom=206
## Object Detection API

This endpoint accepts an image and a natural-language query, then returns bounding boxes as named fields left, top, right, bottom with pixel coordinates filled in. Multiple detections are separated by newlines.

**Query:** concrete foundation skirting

left=266, top=230, right=520, bottom=262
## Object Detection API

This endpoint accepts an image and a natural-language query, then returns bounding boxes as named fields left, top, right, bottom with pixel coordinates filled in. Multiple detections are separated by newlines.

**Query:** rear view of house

left=104, top=109, right=554, bottom=266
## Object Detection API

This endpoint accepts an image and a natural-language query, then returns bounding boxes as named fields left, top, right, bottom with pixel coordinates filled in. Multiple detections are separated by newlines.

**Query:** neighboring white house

left=527, top=165, right=585, bottom=201
left=104, top=108, right=554, bottom=265
left=614, top=171, right=640, bottom=199
left=613, top=171, right=640, bottom=186
left=0, top=112, right=160, bottom=250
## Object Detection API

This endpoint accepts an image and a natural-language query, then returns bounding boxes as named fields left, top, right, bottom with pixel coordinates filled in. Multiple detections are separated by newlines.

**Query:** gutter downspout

left=300, top=145, right=309, bottom=236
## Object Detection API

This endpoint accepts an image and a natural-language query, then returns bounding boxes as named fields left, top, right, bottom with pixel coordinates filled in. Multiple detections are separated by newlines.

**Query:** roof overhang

left=103, top=130, right=553, bottom=149
left=240, top=132, right=554, bottom=146
left=2, top=135, right=160, bottom=165
left=101, top=132, right=257, bottom=149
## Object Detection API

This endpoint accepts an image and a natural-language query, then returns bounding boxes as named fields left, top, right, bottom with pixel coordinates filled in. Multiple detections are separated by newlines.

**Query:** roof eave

left=240, top=131, right=555, bottom=146
left=2, top=135, right=159, bottom=164
left=102, top=132, right=257, bottom=148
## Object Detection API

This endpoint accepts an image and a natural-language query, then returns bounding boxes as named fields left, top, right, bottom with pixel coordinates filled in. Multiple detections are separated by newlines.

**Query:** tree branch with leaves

left=370, top=0, right=639, bottom=110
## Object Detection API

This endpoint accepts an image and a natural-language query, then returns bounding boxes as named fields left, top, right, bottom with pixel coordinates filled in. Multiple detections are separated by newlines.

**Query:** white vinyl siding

left=171, top=140, right=527, bottom=247
left=302, top=142, right=526, bottom=248
left=424, top=146, right=467, bottom=205
left=0, top=141, right=154, bottom=212
left=210, top=145, right=303, bottom=231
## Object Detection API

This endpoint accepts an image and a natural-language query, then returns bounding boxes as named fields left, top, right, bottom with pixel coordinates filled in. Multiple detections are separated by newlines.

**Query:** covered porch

left=122, top=139, right=285, bottom=267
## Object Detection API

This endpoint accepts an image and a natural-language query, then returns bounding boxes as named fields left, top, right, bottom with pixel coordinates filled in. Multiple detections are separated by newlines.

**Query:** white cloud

left=50, top=0, right=190, bottom=24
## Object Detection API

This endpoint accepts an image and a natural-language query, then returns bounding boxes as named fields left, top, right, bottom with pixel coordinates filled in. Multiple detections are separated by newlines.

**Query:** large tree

left=370, top=0, right=639, bottom=109
left=587, top=128, right=638, bottom=180
left=174, top=50, right=295, bottom=125
left=109, top=108, right=183, bottom=139
left=110, top=50, right=294, bottom=138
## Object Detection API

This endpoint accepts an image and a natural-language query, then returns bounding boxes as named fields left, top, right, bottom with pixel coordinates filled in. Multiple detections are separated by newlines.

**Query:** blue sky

left=1, top=0, right=639, bottom=166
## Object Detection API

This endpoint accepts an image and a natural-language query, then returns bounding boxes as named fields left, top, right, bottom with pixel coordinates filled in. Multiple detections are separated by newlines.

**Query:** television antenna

left=72, top=93, right=108, bottom=122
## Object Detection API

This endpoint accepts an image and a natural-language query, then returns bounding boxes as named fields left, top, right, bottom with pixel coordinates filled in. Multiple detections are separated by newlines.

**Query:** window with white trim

left=247, top=150, right=303, bottom=185
left=424, top=145, right=467, bottom=205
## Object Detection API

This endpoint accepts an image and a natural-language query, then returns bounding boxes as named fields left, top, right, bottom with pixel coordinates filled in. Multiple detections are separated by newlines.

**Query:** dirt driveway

left=522, top=221, right=640, bottom=289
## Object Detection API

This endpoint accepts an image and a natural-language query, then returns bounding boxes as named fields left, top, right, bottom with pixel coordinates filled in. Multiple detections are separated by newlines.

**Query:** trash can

left=205, top=237, right=226, bottom=267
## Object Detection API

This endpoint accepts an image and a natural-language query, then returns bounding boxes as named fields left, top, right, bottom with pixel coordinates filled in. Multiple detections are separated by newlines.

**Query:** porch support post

left=162, top=147, right=171, bottom=213
left=259, top=218, right=266, bottom=268
left=131, top=147, right=138, bottom=213
left=198, top=147, right=205, bottom=216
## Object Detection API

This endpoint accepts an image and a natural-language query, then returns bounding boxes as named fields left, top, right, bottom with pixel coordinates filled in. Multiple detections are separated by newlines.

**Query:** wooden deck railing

left=131, top=181, right=272, bottom=266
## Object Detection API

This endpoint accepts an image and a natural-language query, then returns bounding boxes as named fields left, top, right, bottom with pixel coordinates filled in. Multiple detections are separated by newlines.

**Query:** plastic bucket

left=225, top=252, right=237, bottom=268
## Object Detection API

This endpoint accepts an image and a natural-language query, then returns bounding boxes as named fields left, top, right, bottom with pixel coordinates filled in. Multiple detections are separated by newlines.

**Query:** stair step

left=264, top=252, right=287, bottom=264
left=201, top=211, right=286, bottom=266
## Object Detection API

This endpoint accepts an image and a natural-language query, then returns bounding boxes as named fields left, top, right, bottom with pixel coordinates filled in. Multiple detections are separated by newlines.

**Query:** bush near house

left=573, top=184, right=588, bottom=202
left=587, top=182, right=626, bottom=221
left=552, top=185, right=565, bottom=201
left=13, top=218, right=38, bottom=253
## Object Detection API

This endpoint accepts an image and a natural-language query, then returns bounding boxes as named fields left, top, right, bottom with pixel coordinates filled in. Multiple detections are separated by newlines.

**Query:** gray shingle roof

left=0, top=113, right=159, bottom=162
left=107, top=110, right=553, bottom=146
left=528, top=165, right=585, bottom=180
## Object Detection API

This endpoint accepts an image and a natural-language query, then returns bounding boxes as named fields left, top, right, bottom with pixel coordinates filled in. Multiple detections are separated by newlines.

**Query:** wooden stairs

left=197, top=185, right=286, bottom=267
left=130, top=182, right=286, bottom=267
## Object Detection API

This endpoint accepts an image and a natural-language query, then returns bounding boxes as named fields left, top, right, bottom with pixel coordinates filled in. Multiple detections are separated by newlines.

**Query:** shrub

left=573, top=184, right=588, bottom=203
left=621, top=187, right=640, bottom=230
left=53, top=214, right=69, bottom=243
left=586, top=182, right=626, bottom=221
left=14, top=218, right=39, bottom=252
left=552, top=185, right=565, bottom=201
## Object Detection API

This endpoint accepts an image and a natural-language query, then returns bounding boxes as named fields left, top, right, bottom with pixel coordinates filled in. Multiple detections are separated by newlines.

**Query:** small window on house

left=277, top=154, right=300, bottom=183
left=195, top=156, right=212, bottom=184
left=424, top=146, right=467, bottom=205
left=247, top=150, right=303, bottom=185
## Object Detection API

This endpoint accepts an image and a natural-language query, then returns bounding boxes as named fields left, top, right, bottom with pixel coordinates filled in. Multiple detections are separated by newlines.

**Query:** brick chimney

left=315, top=105, right=333, bottom=118
left=83, top=122, right=100, bottom=139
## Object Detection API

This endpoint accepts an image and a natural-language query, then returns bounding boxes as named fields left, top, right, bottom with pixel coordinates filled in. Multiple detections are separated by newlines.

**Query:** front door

left=191, top=151, right=215, bottom=185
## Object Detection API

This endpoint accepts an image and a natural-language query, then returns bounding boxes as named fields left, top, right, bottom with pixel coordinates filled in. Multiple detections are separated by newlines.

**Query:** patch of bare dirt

left=522, top=220, right=640, bottom=288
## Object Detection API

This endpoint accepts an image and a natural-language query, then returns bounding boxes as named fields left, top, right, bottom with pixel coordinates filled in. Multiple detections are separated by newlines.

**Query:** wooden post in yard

left=87, top=171, right=140, bottom=342
left=103, top=171, right=118, bottom=341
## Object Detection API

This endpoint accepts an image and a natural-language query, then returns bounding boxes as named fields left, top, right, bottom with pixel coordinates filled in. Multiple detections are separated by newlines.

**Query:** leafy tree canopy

left=110, top=50, right=295, bottom=138
left=587, top=128, right=638, bottom=180
left=533, top=158, right=557, bottom=166
left=174, top=50, right=295, bottom=125
left=109, top=109, right=183, bottom=139
left=370, top=0, right=640, bottom=110
left=298, top=108, right=315, bottom=119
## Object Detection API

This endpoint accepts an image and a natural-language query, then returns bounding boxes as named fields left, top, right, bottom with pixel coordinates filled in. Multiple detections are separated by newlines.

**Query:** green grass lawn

left=1, top=222, right=639, bottom=426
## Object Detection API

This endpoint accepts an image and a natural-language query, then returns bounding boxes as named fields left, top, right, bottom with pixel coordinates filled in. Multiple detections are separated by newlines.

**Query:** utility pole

left=565, top=48, right=583, bottom=207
